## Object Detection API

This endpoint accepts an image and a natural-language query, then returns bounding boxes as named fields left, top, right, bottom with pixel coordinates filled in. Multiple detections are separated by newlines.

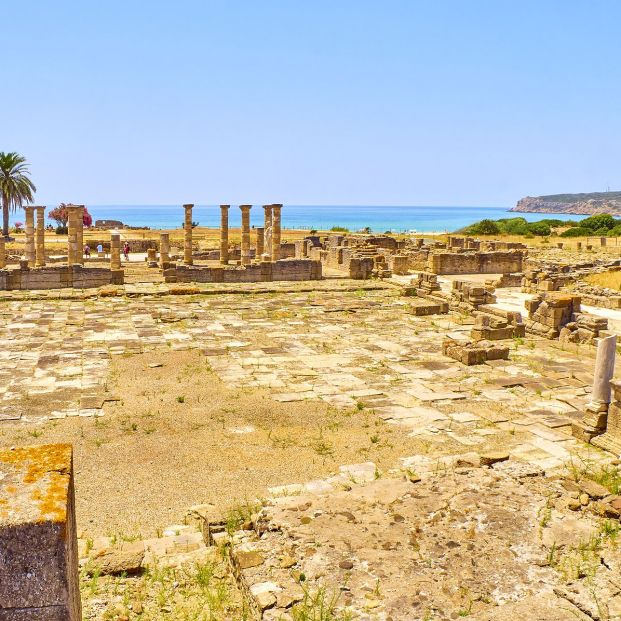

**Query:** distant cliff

left=511, top=192, right=621, bottom=216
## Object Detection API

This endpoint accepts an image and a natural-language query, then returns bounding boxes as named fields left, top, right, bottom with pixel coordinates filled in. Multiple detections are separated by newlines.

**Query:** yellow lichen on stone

left=0, top=444, right=72, bottom=524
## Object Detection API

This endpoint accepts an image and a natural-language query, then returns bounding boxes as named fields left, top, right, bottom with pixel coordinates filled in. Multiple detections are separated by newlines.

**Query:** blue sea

left=15, top=205, right=586, bottom=233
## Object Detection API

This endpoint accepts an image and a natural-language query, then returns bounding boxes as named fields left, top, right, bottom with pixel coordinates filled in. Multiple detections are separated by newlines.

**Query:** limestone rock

left=235, top=550, right=264, bottom=569
left=480, top=451, right=510, bottom=466
left=87, top=542, right=145, bottom=576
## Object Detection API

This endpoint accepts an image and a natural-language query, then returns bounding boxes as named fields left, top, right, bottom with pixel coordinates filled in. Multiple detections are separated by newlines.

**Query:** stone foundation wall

left=428, top=251, right=523, bottom=275
left=0, top=444, right=81, bottom=620
left=0, top=265, right=122, bottom=290
left=166, top=259, right=322, bottom=283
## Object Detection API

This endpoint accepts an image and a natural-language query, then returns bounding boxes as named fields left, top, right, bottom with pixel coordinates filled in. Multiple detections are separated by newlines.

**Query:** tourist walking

left=123, top=242, right=130, bottom=261
left=84, top=244, right=91, bottom=258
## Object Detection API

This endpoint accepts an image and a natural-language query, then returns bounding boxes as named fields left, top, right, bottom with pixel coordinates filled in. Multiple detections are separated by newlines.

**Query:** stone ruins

left=5, top=214, right=621, bottom=620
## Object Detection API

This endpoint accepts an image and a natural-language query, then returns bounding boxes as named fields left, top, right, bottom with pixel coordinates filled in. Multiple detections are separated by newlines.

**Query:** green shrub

left=527, top=221, right=551, bottom=236
left=560, top=227, right=590, bottom=238
left=466, top=219, right=501, bottom=235
left=580, top=214, right=616, bottom=232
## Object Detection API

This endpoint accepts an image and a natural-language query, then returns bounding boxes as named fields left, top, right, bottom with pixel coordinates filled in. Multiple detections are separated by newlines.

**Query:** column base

left=571, top=421, right=603, bottom=443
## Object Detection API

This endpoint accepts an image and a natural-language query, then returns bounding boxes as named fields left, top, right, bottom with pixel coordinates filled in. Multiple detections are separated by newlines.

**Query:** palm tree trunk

left=2, top=193, right=8, bottom=238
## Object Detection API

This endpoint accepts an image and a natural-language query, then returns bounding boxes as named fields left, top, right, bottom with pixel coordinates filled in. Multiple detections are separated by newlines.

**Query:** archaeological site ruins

left=4, top=206, right=621, bottom=620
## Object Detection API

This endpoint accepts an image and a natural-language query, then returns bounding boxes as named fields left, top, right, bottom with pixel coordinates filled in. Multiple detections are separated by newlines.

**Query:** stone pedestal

left=240, top=205, right=251, bottom=266
left=271, top=203, right=282, bottom=261
left=256, top=227, right=265, bottom=258
left=0, top=237, right=5, bottom=269
left=159, top=232, right=170, bottom=268
left=147, top=247, right=158, bottom=267
left=24, top=206, right=36, bottom=267
left=263, top=205, right=273, bottom=261
left=110, top=233, right=121, bottom=270
left=593, top=380, right=621, bottom=454
left=220, top=205, right=230, bottom=264
left=36, top=206, right=46, bottom=267
left=183, top=204, right=193, bottom=265
left=0, top=444, right=82, bottom=620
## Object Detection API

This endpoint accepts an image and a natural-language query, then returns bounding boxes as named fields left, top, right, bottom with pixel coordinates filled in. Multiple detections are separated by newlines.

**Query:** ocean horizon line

left=8, top=204, right=585, bottom=233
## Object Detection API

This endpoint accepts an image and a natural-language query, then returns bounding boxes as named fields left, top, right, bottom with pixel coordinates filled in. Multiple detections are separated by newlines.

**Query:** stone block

left=0, top=444, right=81, bottom=620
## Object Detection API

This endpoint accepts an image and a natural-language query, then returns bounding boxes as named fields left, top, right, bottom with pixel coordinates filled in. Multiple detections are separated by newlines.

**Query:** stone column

left=35, top=206, right=46, bottom=266
left=576, top=334, right=618, bottom=440
left=110, top=233, right=121, bottom=270
left=589, top=334, right=617, bottom=412
left=240, top=205, right=252, bottom=266
left=183, top=204, right=193, bottom=265
left=159, top=232, right=170, bottom=268
left=76, top=205, right=85, bottom=265
left=220, top=205, right=230, bottom=264
left=271, top=203, right=282, bottom=261
left=263, top=205, right=273, bottom=260
left=256, top=227, right=265, bottom=258
left=66, top=205, right=77, bottom=266
left=24, top=206, right=36, bottom=267
left=0, top=237, right=5, bottom=268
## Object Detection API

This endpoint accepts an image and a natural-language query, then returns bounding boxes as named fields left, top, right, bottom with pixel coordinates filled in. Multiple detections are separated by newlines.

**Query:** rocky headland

left=512, top=191, right=621, bottom=215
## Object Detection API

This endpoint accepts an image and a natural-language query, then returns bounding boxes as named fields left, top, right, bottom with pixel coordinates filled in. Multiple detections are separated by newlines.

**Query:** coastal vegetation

left=0, top=152, right=36, bottom=238
left=460, top=217, right=570, bottom=237
left=461, top=214, right=621, bottom=239
left=559, top=214, right=621, bottom=238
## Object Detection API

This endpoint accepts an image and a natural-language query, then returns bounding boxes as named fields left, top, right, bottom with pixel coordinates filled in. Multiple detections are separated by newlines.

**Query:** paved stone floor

left=0, top=280, right=612, bottom=472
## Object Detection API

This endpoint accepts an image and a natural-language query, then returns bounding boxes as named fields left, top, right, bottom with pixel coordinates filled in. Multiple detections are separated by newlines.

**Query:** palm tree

left=0, top=152, right=36, bottom=238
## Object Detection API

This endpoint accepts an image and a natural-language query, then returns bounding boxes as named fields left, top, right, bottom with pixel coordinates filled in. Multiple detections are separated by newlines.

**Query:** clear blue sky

left=3, top=0, right=620, bottom=206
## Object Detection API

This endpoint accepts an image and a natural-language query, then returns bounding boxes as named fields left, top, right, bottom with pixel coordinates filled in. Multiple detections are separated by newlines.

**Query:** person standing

left=123, top=242, right=130, bottom=261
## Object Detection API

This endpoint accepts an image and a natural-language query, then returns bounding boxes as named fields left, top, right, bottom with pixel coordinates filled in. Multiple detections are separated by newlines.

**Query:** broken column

left=220, top=204, right=229, bottom=264
left=0, top=444, right=82, bottom=620
left=183, top=204, right=193, bottom=265
left=110, top=233, right=121, bottom=270
left=240, top=205, right=252, bottom=266
left=159, top=232, right=170, bottom=268
left=256, top=227, right=264, bottom=258
left=0, top=237, right=5, bottom=269
left=263, top=204, right=273, bottom=260
left=36, top=206, right=46, bottom=267
left=574, top=334, right=618, bottom=442
left=147, top=247, right=158, bottom=267
left=24, top=206, right=36, bottom=267
left=591, top=334, right=617, bottom=411
left=271, top=203, right=282, bottom=261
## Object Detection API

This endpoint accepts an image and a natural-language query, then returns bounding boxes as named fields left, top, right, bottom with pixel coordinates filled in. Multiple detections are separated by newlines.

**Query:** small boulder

left=480, top=451, right=510, bottom=467
left=87, top=541, right=145, bottom=576
left=235, top=550, right=264, bottom=570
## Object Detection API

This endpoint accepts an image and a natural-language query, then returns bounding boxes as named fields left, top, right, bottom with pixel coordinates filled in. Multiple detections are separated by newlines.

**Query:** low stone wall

left=443, top=337, right=510, bottom=365
left=165, top=259, right=322, bottom=283
left=0, top=444, right=81, bottom=619
left=428, top=250, right=523, bottom=275
left=0, top=265, right=123, bottom=290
